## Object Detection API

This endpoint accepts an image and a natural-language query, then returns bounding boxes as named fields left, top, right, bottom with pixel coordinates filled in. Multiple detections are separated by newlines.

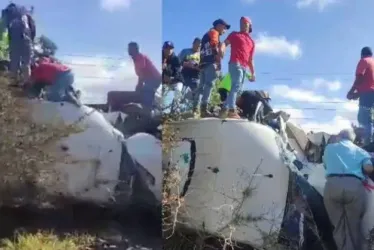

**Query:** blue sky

left=163, top=0, right=372, bottom=133
left=7, top=0, right=161, bottom=103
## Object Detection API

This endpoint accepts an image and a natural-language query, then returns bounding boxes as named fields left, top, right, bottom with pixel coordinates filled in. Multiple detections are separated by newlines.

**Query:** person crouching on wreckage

left=26, top=56, right=81, bottom=106
left=323, top=129, right=374, bottom=250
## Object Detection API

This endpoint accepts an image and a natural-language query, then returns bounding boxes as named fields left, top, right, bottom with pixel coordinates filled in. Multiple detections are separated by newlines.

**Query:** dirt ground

left=0, top=203, right=162, bottom=250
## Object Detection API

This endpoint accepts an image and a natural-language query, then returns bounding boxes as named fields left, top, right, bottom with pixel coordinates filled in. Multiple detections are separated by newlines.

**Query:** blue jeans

left=141, top=79, right=160, bottom=109
left=45, top=70, right=74, bottom=102
left=9, top=36, right=32, bottom=77
left=358, top=92, right=374, bottom=144
left=225, top=63, right=246, bottom=109
left=199, top=64, right=218, bottom=106
left=184, top=77, right=199, bottom=109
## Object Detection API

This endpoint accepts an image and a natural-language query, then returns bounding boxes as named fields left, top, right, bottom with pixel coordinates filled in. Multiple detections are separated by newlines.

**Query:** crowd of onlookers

left=160, top=17, right=256, bottom=119
left=127, top=16, right=259, bottom=118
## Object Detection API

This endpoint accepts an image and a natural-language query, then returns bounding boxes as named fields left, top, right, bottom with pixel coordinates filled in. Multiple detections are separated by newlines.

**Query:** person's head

left=163, top=41, right=174, bottom=57
left=128, top=42, right=139, bottom=57
left=192, top=38, right=201, bottom=52
left=338, top=129, right=356, bottom=142
left=361, top=46, right=373, bottom=58
left=240, top=16, right=252, bottom=33
left=327, top=135, right=339, bottom=144
left=213, top=19, right=230, bottom=35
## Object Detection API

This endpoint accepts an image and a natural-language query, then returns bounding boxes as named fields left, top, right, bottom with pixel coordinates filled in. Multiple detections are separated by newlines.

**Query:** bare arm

left=248, top=43, right=255, bottom=76
left=363, top=163, right=374, bottom=174
left=220, top=39, right=230, bottom=58
left=362, top=156, right=374, bottom=174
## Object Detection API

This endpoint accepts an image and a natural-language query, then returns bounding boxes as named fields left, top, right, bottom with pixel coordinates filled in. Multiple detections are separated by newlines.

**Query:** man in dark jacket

left=162, top=41, right=183, bottom=113
left=162, top=41, right=182, bottom=85
left=2, top=3, right=34, bottom=85
left=197, top=19, right=230, bottom=117
left=178, top=38, right=201, bottom=114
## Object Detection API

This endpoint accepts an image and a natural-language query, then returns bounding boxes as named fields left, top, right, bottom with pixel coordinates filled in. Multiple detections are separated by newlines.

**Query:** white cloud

left=296, top=0, right=338, bottom=11
left=255, top=33, right=302, bottom=59
left=301, top=116, right=352, bottom=134
left=271, top=85, right=359, bottom=133
left=271, top=85, right=327, bottom=103
left=100, top=0, right=134, bottom=11
left=273, top=103, right=353, bottom=134
left=61, top=56, right=138, bottom=103
left=273, top=104, right=305, bottom=122
left=309, top=78, right=342, bottom=91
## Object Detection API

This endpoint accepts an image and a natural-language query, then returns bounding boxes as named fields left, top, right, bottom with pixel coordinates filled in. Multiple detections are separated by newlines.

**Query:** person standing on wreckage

left=219, top=16, right=256, bottom=119
left=128, top=42, right=161, bottom=114
left=347, top=47, right=374, bottom=146
left=195, top=19, right=230, bottom=117
left=323, top=129, right=374, bottom=250
left=2, top=3, right=35, bottom=86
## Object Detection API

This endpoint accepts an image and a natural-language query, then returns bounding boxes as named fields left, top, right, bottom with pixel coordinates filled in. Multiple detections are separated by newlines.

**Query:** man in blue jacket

left=2, top=3, right=34, bottom=85
left=162, top=41, right=183, bottom=113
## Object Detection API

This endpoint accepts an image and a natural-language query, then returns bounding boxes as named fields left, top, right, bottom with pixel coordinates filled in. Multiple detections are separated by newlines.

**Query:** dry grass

left=0, top=231, right=94, bottom=250
left=0, top=75, right=92, bottom=249
left=0, top=75, right=79, bottom=205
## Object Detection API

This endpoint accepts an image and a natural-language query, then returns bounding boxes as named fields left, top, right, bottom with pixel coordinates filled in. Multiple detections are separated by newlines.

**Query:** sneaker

left=227, top=109, right=241, bottom=119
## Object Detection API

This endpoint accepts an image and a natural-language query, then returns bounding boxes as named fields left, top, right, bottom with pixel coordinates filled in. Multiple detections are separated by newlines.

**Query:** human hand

left=346, top=91, right=358, bottom=100
left=248, top=74, right=255, bottom=82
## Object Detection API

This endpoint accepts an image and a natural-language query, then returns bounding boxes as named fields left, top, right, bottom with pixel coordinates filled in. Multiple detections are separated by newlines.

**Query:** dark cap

left=193, top=37, right=201, bottom=43
left=128, top=41, right=139, bottom=49
left=213, top=19, right=231, bottom=29
left=361, top=46, right=373, bottom=57
left=163, top=41, right=174, bottom=49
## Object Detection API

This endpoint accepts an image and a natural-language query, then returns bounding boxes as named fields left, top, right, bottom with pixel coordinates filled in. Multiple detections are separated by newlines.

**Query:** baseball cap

left=213, top=19, right=231, bottom=29
left=163, top=41, right=174, bottom=49
left=193, top=37, right=201, bottom=43
left=361, top=46, right=373, bottom=57
left=240, top=16, right=252, bottom=24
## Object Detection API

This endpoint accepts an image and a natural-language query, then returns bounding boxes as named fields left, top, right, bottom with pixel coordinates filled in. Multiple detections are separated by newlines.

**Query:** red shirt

left=226, top=31, right=255, bottom=68
left=133, top=53, right=161, bottom=81
left=31, top=59, right=70, bottom=84
left=355, top=57, right=374, bottom=93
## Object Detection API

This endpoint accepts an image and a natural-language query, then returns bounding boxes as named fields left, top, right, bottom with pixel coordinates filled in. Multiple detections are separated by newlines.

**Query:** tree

left=0, top=19, right=8, bottom=60
left=35, top=35, right=58, bottom=56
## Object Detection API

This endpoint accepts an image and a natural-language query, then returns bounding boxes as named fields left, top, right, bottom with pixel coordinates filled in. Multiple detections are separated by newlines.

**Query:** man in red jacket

left=28, top=57, right=80, bottom=106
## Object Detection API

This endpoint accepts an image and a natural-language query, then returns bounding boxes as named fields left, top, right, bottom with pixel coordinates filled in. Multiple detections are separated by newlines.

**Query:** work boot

left=227, top=109, right=241, bottom=119
left=200, top=104, right=213, bottom=118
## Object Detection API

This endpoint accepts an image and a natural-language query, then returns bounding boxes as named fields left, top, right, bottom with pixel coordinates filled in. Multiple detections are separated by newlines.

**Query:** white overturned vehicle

left=26, top=99, right=162, bottom=210
left=167, top=116, right=374, bottom=250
